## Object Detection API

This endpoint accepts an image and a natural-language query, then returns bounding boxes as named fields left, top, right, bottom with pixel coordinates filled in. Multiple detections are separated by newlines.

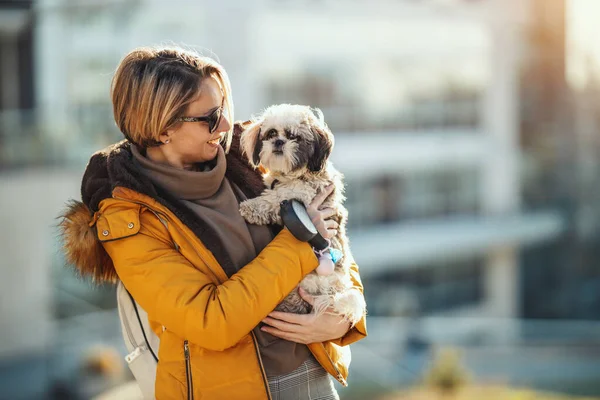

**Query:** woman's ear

left=159, top=132, right=172, bottom=145
left=308, top=124, right=334, bottom=172
left=240, top=121, right=262, bottom=168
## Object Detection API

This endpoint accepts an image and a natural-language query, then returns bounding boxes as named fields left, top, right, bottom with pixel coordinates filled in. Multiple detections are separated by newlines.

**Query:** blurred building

left=30, top=0, right=558, bottom=324
left=2, top=0, right=600, bottom=398
left=0, top=0, right=35, bottom=167
left=0, top=0, right=33, bottom=110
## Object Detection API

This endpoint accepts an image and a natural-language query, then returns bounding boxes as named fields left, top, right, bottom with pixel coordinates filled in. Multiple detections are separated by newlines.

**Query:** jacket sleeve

left=101, top=213, right=318, bottom=352
left=329, top=261, right=367, bottom=347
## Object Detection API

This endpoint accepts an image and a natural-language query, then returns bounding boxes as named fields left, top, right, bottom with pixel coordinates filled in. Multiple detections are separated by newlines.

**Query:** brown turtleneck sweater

left=131, top=145, right=310, bottom=376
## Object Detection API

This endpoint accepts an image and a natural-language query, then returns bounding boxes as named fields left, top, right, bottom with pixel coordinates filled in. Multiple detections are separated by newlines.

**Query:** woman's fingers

left=310, top=208, right=336, bottom=227
left=268, top=311, right=310, bottom=324
left=313, top=219, right=337, bottom=238
left=305, top=184, right=339, bottom=238
left=323, top=229, right=337, bottom=239
left=262, top=317, right=303, bottom=333
left=260, top=327, right=307, bottom=344
left=319, top=207, right=336, bottom=219
left=325, top=220, right=339, bottom=229
left=309, top=184, right=334, bottom=209
left=313, top=222, right=337, bottom=239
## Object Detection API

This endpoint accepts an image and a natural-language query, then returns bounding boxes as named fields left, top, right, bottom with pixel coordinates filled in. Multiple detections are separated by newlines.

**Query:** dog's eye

left=264, top=129, right=278, bottom=140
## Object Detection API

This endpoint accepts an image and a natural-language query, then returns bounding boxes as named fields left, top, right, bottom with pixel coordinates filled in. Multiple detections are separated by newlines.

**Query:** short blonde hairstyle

left=111, top=46, right=234, bottom=150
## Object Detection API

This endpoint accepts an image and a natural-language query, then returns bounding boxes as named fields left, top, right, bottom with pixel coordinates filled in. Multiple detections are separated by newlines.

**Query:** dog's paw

left=239, top=199, right=275, bottom=225
left=239, top=200, right=260, bottom=224
left=333, top=289, right=366, bottom=326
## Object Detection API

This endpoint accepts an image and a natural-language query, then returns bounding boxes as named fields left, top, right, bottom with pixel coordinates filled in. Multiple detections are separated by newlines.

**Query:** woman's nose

left=218, top=109, right=232, bottom=133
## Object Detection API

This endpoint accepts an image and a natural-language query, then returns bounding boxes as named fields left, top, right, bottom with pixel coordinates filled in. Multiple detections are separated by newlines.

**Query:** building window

left=345, top=168, right=479, bottom=228
left=264, top=59, right=484, bottom=133
left=364, top=257, right=484, bottom=317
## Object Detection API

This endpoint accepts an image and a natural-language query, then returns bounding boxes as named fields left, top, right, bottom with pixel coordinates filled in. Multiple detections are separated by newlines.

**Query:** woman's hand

left=306, top=184, right=338, bottom=239
left=260, top=288, right=351, bottom=344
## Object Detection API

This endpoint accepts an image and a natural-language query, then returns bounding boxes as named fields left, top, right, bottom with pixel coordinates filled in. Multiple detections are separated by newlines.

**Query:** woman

left=59, top=46, right=367, bottom=400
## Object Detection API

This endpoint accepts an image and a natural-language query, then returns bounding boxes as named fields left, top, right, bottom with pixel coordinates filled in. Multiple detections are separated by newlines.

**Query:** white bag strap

left=126, top=287, right=159, bottom=362
left=117, top=282, right=159, bottom=399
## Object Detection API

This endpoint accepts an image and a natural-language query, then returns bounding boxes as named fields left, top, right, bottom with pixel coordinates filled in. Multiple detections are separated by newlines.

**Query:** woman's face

left=162, top=77, right=231, bottom=169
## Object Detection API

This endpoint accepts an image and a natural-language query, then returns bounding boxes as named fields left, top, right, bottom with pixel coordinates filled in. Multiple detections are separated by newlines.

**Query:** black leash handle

left=280, top=199, right=329, bottom=251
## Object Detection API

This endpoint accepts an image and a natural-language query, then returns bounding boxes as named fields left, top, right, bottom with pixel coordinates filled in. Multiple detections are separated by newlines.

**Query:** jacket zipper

left=184, top=340, right=194, bottom=400
left=250, top=332, right=273, bottom=400
left=113, top=193, right=273, bottom=398
left=320, top=343, right=348, bottom=387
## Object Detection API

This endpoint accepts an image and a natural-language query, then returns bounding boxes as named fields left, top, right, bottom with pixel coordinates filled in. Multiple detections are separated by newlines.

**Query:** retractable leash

left=281, top=200, right=422, bottom=379
left=279, top=199, right=342, bottom=275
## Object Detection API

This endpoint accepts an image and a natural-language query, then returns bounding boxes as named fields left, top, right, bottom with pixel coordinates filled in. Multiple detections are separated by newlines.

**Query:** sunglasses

left=177, top=97, right=225, bottom=133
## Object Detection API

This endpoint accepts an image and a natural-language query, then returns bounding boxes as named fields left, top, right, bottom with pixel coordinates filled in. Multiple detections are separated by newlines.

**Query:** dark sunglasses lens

left=209, top=108, right=222, bottom=133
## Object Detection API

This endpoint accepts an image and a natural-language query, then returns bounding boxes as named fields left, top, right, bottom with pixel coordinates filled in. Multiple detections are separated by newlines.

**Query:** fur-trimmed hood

left=58, top=122, right=266, bottom=284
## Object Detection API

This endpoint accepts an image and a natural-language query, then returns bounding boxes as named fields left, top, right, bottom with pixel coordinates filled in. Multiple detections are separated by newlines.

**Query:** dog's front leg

left=274, top=185, right=317, bottom=210
left=239, top=197, right=271, bottom=225
left=239, top=191, right=283, bottom=226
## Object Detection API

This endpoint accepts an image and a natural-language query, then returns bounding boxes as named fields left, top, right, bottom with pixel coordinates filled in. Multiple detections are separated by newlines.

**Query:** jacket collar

left=61, top=122, right=270, bottom=282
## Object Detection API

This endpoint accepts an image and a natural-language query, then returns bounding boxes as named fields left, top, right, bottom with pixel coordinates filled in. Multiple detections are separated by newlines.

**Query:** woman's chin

left=203, top=143, right=219, bottom=153
left=202, top=145, right=219, bottom=162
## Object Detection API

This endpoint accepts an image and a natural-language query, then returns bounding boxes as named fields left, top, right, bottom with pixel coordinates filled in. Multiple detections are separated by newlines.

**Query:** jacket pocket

left=184, top=340, right=194, bottom=400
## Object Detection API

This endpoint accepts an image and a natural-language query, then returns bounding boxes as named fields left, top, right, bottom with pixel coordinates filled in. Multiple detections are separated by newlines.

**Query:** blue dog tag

left=329, top=248, right=343, bottom=264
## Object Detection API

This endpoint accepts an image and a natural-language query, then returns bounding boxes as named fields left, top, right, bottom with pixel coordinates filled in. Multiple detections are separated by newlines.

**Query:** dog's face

left=240, top=104, right=334, bottom=175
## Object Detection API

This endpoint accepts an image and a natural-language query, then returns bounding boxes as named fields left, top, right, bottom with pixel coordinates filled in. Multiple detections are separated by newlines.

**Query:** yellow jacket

left=59, top=128, right=367, bottom=400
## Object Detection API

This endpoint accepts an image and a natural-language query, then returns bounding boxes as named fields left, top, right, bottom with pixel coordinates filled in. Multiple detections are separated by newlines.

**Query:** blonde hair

left=111, top=46, right=234, bottom=150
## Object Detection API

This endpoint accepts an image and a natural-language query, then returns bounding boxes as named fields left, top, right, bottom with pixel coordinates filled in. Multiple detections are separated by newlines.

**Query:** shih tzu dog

left=239, top=104, right=366, bottom=325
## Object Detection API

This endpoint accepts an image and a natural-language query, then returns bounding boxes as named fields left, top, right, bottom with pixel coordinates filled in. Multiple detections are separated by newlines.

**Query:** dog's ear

left=310, top=107, right=325, bottom=126
left=252, top=134, right=263, bottom=167
left=240, top=122, right=262, bottom=168
left=308, top=124, right=334, bottom=173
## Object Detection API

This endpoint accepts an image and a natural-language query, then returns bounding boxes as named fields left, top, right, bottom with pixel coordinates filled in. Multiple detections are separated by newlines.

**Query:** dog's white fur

left=239, top=104, right=366, bottom=325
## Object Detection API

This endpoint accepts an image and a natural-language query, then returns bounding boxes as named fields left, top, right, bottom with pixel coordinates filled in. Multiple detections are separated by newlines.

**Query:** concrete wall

left=0, top=169, right=82, bottom=358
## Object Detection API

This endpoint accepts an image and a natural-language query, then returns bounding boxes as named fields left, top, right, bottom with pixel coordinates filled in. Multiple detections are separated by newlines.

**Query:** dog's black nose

left=274, top=139, right=285, bottom=148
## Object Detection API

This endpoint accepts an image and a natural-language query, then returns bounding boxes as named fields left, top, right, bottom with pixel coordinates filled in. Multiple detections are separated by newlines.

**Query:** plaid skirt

left=267, top=355, right=339, bottom=400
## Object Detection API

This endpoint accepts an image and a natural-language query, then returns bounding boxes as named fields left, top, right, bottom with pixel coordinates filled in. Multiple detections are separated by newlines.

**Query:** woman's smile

left=207, top=136, right=222, bottom=146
